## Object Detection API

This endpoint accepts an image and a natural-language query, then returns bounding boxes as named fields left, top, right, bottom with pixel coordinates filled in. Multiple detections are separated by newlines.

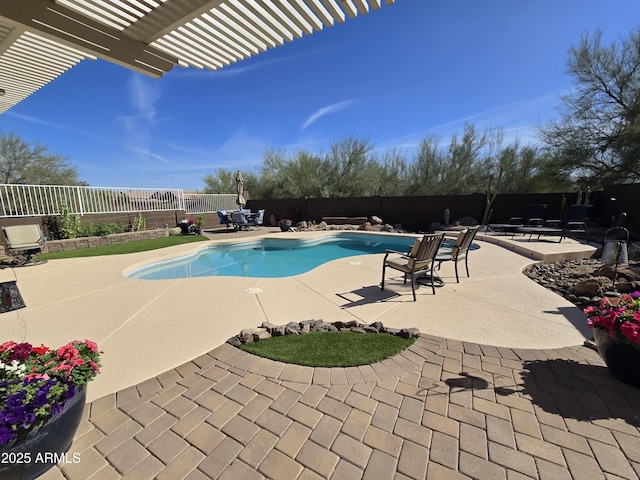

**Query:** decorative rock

left=297, top=221, right=308, bottom=229
left=524, top=258, right=640, bottom=308
left=285, top=322, right=301, bottom=335
left=226, top=336, right=242, bottom=346
left=253, top=329, right=271, bottom=341
left=369, top=321, right=385, bottom=332
left=350, top=328, right=367, bottom=334
left=370, top=215, right=383, bottom=225
left=572, top=277, right=612, bottom=297
left=318, top=221, right=328, bottom=229
left=168, top=227, right=182, bottom=235
left=400, top=327, right=420, bottom=338
left=358, top=222, right=372, bottom=231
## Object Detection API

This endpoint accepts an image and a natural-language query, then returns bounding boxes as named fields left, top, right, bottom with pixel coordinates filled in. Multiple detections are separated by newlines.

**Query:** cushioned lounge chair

left=436, top=226, right=479, bottom=283
left=381, top=233, right=445, bottom=301
left=217, top=210, right=231, bottom=229
left=247, top=209, right=265, bottom=227
left=2, top=224, right=46, bottom=266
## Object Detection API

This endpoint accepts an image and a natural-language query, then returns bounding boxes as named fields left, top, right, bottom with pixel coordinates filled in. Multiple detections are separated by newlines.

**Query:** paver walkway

left=42, top=334, right=640, bottom=480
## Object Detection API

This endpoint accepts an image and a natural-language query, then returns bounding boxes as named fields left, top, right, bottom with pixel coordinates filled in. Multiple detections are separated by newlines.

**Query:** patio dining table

left=228, top=211, right=256, bottom=230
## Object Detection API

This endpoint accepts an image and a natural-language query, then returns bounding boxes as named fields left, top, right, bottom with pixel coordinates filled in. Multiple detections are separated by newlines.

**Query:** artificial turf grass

left=38, top=234, right=209, bottom=259
left=238, top=331, right=416, bottom=367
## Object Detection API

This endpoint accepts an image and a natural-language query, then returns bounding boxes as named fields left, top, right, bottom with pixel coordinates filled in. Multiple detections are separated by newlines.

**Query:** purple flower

left=0, top=425, right=15, bottom=444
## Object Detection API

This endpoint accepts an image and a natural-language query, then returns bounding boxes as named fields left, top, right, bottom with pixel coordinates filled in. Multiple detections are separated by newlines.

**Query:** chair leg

left=381, top=263, right=386, bottom=291
left=454, top=260, right=459, bottom=283
left=430, top=265, right=436, bottom=295
left=465, top=255, right=469, bottom=278
left=411, top=271, right=417, bottom=301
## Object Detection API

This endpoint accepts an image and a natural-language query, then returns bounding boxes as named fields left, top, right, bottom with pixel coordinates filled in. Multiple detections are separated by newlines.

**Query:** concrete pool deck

left=8, top=227, right=640, bottom=480
left=5, top=228, right=596, bottom=403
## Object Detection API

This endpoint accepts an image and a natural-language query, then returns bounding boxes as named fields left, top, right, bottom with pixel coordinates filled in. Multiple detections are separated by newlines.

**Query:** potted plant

left=0, top=339, right=102, bottom=479
left=278, top=219, right=292, bottom=232
left=584, top=291, right=640, bottom=387
left=195, top=215, right=206, bottom=235
left=177, top=218, right=194, bottom=234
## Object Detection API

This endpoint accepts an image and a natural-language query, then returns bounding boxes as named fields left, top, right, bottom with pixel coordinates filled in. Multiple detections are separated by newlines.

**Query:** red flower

left=32, top=344, right=50, bottom=355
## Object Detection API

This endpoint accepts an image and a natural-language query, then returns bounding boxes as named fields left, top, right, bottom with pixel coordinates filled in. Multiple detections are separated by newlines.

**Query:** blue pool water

left=127, top=233, right=470, bottom=280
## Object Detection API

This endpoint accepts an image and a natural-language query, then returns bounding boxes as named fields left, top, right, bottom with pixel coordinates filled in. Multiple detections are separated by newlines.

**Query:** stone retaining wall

left=45, top=229, right=169, bottom=253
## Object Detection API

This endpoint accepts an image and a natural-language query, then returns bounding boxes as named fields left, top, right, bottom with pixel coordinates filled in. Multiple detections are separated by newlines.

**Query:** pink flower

left=24, top=372, right=50, bottom=381
left=0, top=341, right=17, bottom=352
left=620, top=322, right=640, bottom=344
left=57, top=345, right=79, bottom=361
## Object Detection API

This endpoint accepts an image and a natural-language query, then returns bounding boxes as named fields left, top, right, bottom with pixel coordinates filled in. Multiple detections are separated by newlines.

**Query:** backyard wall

left=1, top=185, right=638, bottom=243
left=246, top=184, right=639, bottom=234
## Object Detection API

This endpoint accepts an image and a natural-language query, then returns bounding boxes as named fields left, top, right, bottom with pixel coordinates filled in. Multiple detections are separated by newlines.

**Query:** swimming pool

left=126, top=232, right=473, bottom=280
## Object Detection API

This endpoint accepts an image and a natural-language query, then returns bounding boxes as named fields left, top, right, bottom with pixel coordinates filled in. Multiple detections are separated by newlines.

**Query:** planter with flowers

left=584, top=291, right=640, bottom=388
left=278, top=219, right=292, bottom=232
left=0, top=340, right=102, bottom=480
left=177, top=218, right=195, bottom=234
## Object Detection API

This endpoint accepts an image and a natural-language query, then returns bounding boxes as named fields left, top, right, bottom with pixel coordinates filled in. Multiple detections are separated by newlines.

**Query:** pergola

left=0, top=0, right=394, bottom=114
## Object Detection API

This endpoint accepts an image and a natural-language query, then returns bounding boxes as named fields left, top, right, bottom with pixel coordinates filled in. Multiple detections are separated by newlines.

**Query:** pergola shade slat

left=0, top=0, right=395, bottom=112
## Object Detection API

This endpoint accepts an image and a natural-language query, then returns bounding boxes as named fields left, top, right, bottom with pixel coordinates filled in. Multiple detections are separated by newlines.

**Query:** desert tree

left=538, top=26, right=640, bottom=187
left=0, top=132, right=84, bottom=185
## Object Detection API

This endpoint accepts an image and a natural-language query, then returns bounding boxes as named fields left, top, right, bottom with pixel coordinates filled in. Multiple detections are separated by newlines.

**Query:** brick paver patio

left=40, top=334, right=640, bottom=480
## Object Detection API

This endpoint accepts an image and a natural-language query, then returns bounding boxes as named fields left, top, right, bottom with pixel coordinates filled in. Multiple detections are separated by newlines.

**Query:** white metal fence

left=0, top=184, right=237, bottom=217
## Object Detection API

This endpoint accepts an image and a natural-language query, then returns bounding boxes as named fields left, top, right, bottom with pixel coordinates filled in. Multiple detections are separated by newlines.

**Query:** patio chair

left=231, top=211, right=249, bottom=230
left=436, top=226, right=479, bottom=283
left=217, top=210, right=231, bottom=229
left=381, top=232, right=445, bottom=301
left=247, top=209, right=265, bottom=227
left=2, top=224, right=47, bottom=266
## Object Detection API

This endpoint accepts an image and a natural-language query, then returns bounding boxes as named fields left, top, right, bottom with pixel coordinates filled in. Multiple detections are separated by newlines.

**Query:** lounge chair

left=381, top=233, right=445, bottom=301
left=556, top=204, right=591, bottom=243
left=2, top=224, right=46, bottom=265
left=247, top=209, right=265, bottom=227
left=489, top=204, right=546, bottom=235
left=436, top=226, right=479, bottom=283
left=217, top=211, right=231, bottom=229
left=519, top=204, right=591, bottom=243
left=510, top=203, right=547, bottom=227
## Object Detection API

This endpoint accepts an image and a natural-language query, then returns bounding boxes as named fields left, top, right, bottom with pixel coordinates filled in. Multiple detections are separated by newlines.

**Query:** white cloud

left=302, top=100, right=355, bottom=129
left=128, top=74, right=161, bottom=120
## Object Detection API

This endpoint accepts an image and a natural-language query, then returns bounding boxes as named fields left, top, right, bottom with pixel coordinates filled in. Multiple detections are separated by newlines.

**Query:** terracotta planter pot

left=0, top=386, right=87, bottom=480
left=593, top=328, right=640, bottom=388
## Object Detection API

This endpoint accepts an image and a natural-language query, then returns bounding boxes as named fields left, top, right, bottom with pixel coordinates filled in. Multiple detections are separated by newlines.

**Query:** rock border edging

left=226, top=320, right=420, bottom=346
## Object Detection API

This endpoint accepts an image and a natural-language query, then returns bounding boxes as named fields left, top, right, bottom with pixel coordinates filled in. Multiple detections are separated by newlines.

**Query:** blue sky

left=1, top=0, right=639, bottom=191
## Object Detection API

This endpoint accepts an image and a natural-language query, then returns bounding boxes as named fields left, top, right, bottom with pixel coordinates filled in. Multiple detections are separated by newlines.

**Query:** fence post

left=76, top=186, right=84, bottom=216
